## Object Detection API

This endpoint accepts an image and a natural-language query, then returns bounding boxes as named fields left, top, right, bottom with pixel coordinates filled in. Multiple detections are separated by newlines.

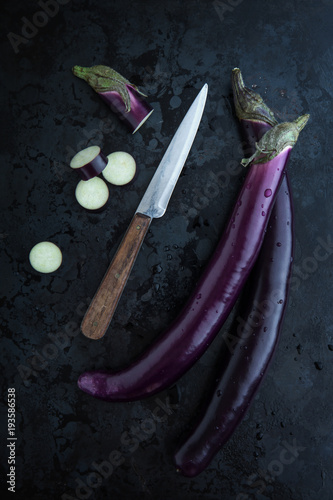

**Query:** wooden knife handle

left=81, top=213, right=152, bottom=339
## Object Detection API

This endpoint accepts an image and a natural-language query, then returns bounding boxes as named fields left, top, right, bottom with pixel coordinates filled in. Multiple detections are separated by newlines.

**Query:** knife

left=81, top=83, right=208, bottom=339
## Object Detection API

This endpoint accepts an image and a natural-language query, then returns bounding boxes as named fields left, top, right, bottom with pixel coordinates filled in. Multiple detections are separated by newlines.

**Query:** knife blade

left=81, top=83, right=208, bottom=339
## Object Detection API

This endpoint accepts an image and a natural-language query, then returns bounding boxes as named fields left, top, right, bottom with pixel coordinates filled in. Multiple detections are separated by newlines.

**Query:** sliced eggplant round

left=29, top=241, right=62, bottom=274
left=102, top=152, right=136, bottom=186
left=75, top=177, right=109, bottom=210
left=70, top=145, right=108, bottom=180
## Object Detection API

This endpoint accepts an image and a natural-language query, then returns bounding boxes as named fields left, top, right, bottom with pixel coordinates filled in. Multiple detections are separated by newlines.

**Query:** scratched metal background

left=1, top=0, right=333, bottom=498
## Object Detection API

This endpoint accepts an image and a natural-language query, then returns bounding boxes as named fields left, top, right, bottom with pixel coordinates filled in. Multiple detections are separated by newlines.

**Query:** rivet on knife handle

left=81, top=213, right=151, bottom=339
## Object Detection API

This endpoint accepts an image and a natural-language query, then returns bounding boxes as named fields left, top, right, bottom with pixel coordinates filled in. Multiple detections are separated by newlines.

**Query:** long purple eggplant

left=72, top=65, right=154, bottom=134
left=173, top=68, right=297, bottom=477
left=78, top=108, right=308, bottom=402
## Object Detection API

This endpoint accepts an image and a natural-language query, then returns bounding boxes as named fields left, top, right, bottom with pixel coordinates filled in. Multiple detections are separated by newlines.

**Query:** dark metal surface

left=1, top=0, right=332, bottom=498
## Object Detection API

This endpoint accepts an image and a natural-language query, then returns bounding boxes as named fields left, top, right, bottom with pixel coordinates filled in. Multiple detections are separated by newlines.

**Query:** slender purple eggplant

left=78, top=107, right=308, bottom=402
left=72, top=65, right=153, bottom=134
left=174, top=68, right=298, bottom=476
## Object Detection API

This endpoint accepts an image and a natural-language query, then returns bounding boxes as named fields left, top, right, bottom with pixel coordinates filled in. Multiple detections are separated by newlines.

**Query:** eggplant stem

left=231, top=68, right=278, bottom=126
left=241, top=114, right=309, bottom=166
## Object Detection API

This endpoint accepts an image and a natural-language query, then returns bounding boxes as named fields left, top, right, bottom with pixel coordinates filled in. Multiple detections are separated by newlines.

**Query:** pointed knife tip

left=200, top=83, right=208, bottom=99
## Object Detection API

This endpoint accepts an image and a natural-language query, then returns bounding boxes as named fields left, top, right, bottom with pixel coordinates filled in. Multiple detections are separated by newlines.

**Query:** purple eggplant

left=174, top=68, right=297, bottom=476
left=72, top=65, right=153, bottom=134
left=78, top=109, right=308, bottom=403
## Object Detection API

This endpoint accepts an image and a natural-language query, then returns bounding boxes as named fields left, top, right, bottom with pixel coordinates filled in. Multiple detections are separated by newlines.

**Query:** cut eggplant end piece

left=29, top=241, right=62, bottom=274
left=70, top=145, right=108, bottom=180
left=132, top=107, right=154, bottom=134
left=102, top=152, right=137, bottom=186
left=98, top=87, right=154, bottom=134
left=75, top=177, right=109, bottom=210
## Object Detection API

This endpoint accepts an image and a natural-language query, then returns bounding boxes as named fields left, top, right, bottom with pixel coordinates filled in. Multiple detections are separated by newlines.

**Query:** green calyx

left=241, top=113, right=310, bottom=167
left=231, top=68, right=278, bottom=127
left=232, top=68, right=310, bottom=167
left=72, top=65, right=146, bottom=112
